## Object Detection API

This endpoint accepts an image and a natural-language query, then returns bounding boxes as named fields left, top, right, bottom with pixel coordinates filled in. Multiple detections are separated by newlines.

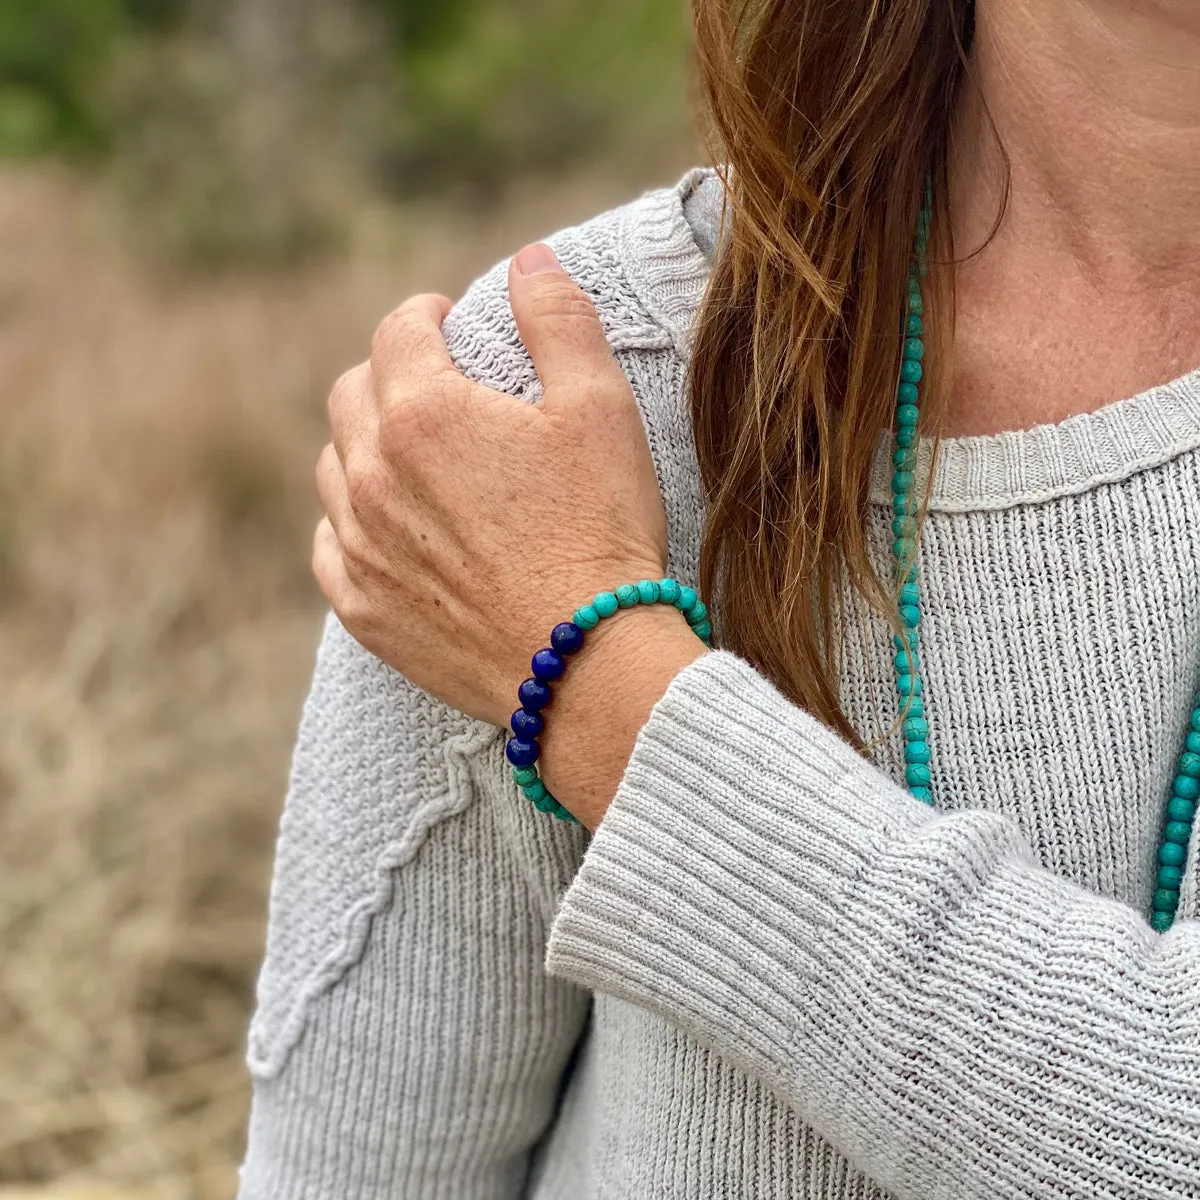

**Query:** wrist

left=537, top=603, right=707, bottom=829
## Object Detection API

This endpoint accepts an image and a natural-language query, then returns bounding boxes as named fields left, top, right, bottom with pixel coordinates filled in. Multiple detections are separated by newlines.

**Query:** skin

left=314, top=0, right=1200, bottom=831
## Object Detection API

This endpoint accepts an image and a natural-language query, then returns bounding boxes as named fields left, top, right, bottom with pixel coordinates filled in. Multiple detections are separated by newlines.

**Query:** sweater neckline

left=620, top=167, right=1200, bottom=514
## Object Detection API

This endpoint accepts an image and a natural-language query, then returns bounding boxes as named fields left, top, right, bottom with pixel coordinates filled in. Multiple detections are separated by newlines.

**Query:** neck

left=952, top=0, right=1200, bottom=284
left=938, top=0, right=1200, bottom=438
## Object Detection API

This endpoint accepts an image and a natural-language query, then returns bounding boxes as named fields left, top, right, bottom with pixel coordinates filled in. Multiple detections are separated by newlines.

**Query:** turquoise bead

left=615, top=583, right=639, bottom=608
left=593, top=591, right=619, bottom=618
left=1173, top=774, right=1200, bottom=801
left=896, top=674, right=923, bottom=696
left=658, top=577, right=681, bottom=605
left=1167, top=796, right=1196, bottom=822
left=907, top=314, right=924, bottom=337
left=573, top=605, right=599, bottom=631
left=686, top=600, right=709, bottom=626
left=905, top=741, right=931, bottom=765
left=897, top=382, right=919, bottom=405
left=894, top=647, right=920, bottom=673
left=899, top=604, right=920, bottom=628
left=1159, top=842, right=1187, bottom=867
left=1153, top=888, right=1180, bottom=913
left=903, top=716, right=929, bottom=740
left=893, top=448, right=916, bottom=469
left=1158, top=864, right=1185, bottom=890
left=522, top=780, right=548, bottom=803
left=900, top=360, right=923, bottom=384
left=896, top=428, right=916, bottom=449
left=896, top=404, right=920, bottom=429
left=676, top=586, right=698, bottom=613
left=1187, top=732, right=1200, bottom=755
left=892, top=470, right=914, bottom=493
left=1152, top=912, right=1173, bottom=932
left=1181, top=752, right=1200, bottom=778
left=893, top=516, right=917, bottom=538
left=693, top=620, right=712, bottom=641
left=636, top=579, right=661, bottom=604
left=1164, top=821, right=1192, bottom=845
left=893, top=537, right=915, bottom=561
left=1191, top=707, right=1200, bottom=734
left=894, top=630, right=920, bottom=652
left=512, top=765, right=539, bottom=787
left=899, top=583, right=920, bottom=607
left=534, top=792, right=557, bottom=813
left=910, top=785, right=933, bottom=805
left=893, top=493, right=916, bottom=516
left=903, top=338, right=925, bottom=361
left=899, top=695, right=924, bottom=718
left=906, top=763, right=932, bottom=787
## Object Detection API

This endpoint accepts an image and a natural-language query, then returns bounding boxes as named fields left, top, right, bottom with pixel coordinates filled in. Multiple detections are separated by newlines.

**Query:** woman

left=239, top=1, right=1200, bottom=1197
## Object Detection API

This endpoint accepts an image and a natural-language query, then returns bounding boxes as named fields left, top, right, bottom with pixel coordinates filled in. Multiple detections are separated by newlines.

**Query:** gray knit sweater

left=239, top=168, right=1200, bottom=1200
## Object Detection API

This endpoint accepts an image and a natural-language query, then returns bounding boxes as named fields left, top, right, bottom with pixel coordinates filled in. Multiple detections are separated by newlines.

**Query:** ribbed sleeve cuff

left=544, top=650, right=935, bottom=1085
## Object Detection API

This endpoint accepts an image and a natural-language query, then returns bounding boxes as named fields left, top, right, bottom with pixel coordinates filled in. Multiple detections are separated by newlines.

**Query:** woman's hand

left=313, top=243, right=706, bottom=825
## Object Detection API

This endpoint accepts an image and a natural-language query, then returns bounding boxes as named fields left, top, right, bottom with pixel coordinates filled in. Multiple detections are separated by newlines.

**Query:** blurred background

left=0, top=2, right=698, bottom=1196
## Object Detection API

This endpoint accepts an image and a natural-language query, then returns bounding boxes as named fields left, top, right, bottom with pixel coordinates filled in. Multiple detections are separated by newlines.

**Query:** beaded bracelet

left=505, top=577, right=714, bottom=821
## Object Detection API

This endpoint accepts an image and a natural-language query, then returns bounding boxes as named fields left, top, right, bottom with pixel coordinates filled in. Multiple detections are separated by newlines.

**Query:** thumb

left=508, top=243, right=622, bottom=399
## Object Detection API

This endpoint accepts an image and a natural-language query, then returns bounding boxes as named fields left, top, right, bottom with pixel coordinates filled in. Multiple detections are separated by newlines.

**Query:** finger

left=328, top=362, right=374, bottom=466
left=312, top=516, right=351, bottom=609
left=315, top=442, right=354, bottom=535
left=507, top=243, right=623, bottom=399
left=370, top=294, right=461, bottom=414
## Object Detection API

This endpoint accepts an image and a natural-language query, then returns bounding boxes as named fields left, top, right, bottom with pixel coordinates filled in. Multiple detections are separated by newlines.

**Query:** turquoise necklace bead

left=894, top=214, right=1196, bottom=932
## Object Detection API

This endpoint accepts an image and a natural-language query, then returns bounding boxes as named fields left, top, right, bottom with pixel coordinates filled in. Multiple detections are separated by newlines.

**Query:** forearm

left=545, top=650, right=1200, bottom=1200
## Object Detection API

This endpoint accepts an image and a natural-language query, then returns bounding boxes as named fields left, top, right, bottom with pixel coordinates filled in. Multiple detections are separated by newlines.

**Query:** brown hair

left=690, top=0, right=977, bottom=751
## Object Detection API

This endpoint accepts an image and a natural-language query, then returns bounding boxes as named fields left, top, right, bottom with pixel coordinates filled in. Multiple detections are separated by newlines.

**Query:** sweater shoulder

left=441, top=167, right=717, bottom=398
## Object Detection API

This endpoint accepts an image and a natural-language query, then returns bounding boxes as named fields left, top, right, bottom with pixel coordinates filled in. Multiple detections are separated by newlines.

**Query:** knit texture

left=239, top=167, right=1200, bottom=1199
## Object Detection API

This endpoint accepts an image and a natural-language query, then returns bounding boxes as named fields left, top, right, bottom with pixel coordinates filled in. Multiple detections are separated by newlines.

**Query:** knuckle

left=344, top=455, right=388, bottom=516
left=328, top=364, right=365, bottom=421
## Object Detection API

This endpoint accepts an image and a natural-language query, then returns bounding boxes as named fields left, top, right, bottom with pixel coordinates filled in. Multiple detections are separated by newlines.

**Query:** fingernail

left=514, top=243, right=562, bottom=276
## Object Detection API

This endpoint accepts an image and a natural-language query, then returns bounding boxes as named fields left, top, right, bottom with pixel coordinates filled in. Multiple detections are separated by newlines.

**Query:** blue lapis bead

left=1181, top=752, right=1200, bottom=778
left=593, top=591, right=619, bottom=618
left=907, top=314, right=924, bottom=337
left=551, top=622, right=586, bottom=656
left=1173, top=774, right=1200, bottom=801
left=658, top=577, right=681, bottom=605
left=897, top=382, right=919, bottom=405
left=905, top=741, right=931, bottom=765
left=636, top=579, right=661, bottom=604
left=505, top=738, right=539, bottom=768
left=906, top=763, right=932, bottom=787
left=573, top=604, right=599, bottom=631
left=518, top=678, right=552, bottom=711
left=903, top=338, right=925, bottom=362
left=1164, top=821, right=1192, bottom=845
left=1152, top=912, right=1173, bottom=932
left=1167, top=796, right=1196, bottom=822
left=676, top=586, right=698, bottom=613
left=511, top=708, right=544, bottom=739
left=900, top=360, right=923, bottom=384
left=910, top=786, right=933, bottom=805
left=1159, top=842, right=1187, bottom=868
left=1158, top=864, right=1185, bottom=890
left=531, top=648, right=565, bottom=682
left=615, top=583, right=640, bottom=608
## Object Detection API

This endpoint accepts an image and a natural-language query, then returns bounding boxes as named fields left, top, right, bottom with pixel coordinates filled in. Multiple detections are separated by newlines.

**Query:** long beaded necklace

left=893, top=206, right=1198, bottom=932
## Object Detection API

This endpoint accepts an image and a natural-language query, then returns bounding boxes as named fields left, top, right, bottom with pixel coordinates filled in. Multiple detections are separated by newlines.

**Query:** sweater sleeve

left=544, top=650, right=1200, bottom=1200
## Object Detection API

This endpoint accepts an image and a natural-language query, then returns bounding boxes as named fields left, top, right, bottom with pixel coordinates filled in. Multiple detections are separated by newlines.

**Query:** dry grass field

left=0, top=150, right=694, bottom=1197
